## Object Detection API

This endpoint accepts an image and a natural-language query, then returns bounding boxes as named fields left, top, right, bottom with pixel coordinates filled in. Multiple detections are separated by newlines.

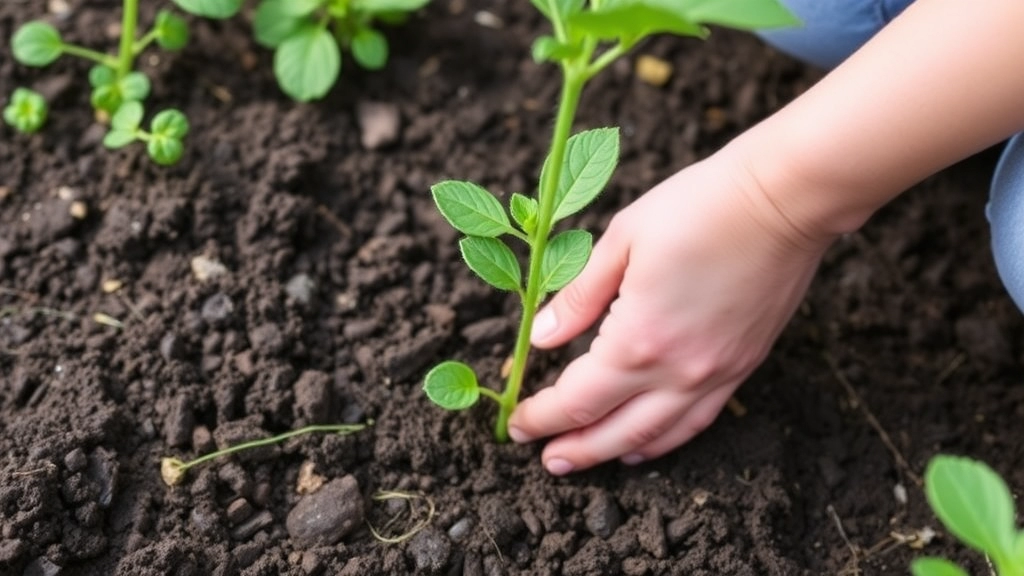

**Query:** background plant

left=423, top=0, right=798, bottom=441
left=912, top=455, right=1024, bottom=576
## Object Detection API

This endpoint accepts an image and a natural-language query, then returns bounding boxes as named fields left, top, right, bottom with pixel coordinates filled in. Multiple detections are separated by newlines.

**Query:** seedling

left=160, top=422, right=370, bottom=486
left=912, top=455, right=1024, bottom=576
left=104, top=102, right=190, bottom=166
left=423, top=0, right=798, bottom=441
left=3, top=88, right=48, bottom=134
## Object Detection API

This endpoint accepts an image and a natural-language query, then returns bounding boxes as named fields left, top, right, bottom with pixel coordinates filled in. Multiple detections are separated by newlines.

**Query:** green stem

left=493, top=67, right=586, bottom=442
left=132, top=29, right=159, bottom=55
left=178, top=423, right=369, bottom=472
left=59, top=43, right=118, bottom=67
left=117, top=0, right=139, bottom=78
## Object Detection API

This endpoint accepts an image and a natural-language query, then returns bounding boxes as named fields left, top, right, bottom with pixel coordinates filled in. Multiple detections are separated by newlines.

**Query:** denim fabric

left=759, top=0, right=1024, bottom=312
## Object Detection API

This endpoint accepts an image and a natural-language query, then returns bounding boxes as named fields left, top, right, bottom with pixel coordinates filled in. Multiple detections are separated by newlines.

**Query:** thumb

left=531, top=225, right=628, bottom=348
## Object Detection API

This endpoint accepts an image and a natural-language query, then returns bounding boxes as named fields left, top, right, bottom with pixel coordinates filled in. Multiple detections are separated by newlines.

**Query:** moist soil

left=1, top=1, right=1022, bottom=575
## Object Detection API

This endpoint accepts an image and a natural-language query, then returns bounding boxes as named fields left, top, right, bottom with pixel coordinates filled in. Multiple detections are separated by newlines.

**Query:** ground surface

left=1, top=1, right=1021, bottom=575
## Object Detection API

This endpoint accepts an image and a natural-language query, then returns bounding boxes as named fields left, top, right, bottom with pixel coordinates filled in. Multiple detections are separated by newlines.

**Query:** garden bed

left=1, top=1, right=1022, bottom=574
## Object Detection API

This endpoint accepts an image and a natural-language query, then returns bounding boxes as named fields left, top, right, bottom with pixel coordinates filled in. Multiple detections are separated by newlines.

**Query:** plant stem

left=117, top=0, right=139, bottom=78
left=59, top=43, right=118, bottom=67
left=177, top=423, right=368, bottom=472
left=132, top=30, right=159, bottom=55
left=494, top=68, right=586, bottom=441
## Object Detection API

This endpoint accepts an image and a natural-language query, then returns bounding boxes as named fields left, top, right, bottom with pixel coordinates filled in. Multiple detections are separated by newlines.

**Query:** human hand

left=507, top=150, right=834, bottom=475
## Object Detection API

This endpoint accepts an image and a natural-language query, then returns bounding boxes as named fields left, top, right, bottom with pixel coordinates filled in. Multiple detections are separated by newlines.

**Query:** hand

left=507, top=150, right=833, bottom=475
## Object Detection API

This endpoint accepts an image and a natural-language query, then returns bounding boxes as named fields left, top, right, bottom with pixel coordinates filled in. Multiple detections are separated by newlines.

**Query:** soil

left=1, top=1, right=1022, bottom=575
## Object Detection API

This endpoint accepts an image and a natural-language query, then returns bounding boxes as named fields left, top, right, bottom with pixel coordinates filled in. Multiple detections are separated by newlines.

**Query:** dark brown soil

left=2, top=1, right=1021, bottom=575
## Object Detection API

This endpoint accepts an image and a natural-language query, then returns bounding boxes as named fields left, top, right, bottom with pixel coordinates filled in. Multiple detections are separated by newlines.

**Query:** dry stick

left=828, top=504, right=862, bottom=576
left=823, top=352, right=923, bottom=488
left=935, top=353, right=966, bottom=386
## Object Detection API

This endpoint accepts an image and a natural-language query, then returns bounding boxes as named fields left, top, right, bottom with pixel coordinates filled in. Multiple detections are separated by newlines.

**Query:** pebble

left=300, top=550, right=324, bottom=575
left=406, top=527, right=452, bottom=574
left=447, top=517, right=473, bottom=542
left=635, top=55, right=673, bottom=86
left=286, top=475, right=364, bottom=547
left=159, top=333, right=184, bottom=361
left=191, top=255, right=228, bottom=282
left=164, top=395, right=194, bottom=448
left=584, top=490, right=622, bottom=539
left=357, top=102, right=401, bottom=150
left=63, top=448, right=87, bottom=472
left=232, top=510, right=274, bottom=541
left=227, top=498, right=254, bottom=526
left=293, top=370, right=331, bottom=424
left=201, top=293, right=234, bottom=323
left=232, top=541, right=264, bottom=568
left=286, top=273, right=316, bottom=305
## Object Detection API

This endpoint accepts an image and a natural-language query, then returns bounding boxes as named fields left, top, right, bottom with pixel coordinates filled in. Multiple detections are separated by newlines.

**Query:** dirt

left=1, top=1, right=1021, bottom=575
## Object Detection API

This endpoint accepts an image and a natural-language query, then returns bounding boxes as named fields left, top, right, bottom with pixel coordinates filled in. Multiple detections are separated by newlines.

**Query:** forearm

left=734, top=0, right=1024, bottom=237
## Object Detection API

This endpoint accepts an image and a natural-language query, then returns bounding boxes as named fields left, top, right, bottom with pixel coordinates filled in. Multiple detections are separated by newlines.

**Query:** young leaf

left=12, top=22, right=65, bottom=67
left=170, top=0, right=242, bottom=19
left=531, top=36, right=581, bottom=64
left=509, top=193, right=538, bottom=235
left=111, top=101, right=144, bottom=132
left=154, top=10, right=189, bottom=51
left=351, top=27, right=388, bottom=70
left=3, top=88, right=48, bottom=134
left=530, top=0, right=584, bottom=24
left=151, top=109, right=189, bottom=139
left=924, top=455, right=1018, bottom=559
left=352, top=0, right=430, bottom=12
left=459, top=236, right=522, bottom=292
left=148, top=137, right=185, bottom=165
left=146, top=109, right=189, bottom=165
left=540, top=230, right=591, bottom=292
left=253, top=0, right=306, bottom=48
left=274, top=25, right=340, bottom=101
left=423, top=361, right=480, bottom=410
left=910, top=558, right=969, bottom=576
left=674, top=0, right=799, bottom=30
left=278, top=0, right=324, bottom=17
left=120, top=72, right=151, bottom=102
left=567, top=0, right=706, bottom=42
left=89, top=65, right=117, bottom=88
left=542, top=127, right=619, bottom=222
left=431, top=181, right=515, bottom=238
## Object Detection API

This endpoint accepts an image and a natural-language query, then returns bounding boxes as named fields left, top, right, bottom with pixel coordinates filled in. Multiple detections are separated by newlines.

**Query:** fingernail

left=531, top=308, right=557, bottom=343
left=545, top=458, right=574, bottom=476
left=508, top=426, right=531, bottom=443
left=621, top=453, right=645, bottom=466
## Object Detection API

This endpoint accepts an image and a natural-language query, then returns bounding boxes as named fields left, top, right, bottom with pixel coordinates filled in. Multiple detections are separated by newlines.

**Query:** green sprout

left=161, top=422, right=370, bottom=487
left=103, top=102, right=190, bottom=166
left=423, top=0, right=799, bottom=441
left=912, top=455, right=1024, bottom=576
left=3, top=88, right=48, bottom=134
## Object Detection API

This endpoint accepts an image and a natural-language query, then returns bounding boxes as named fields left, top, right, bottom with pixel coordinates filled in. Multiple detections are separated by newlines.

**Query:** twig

left=936, top=353, right=966, bottom=386
left=823, top=352, right=923, bottom=487
left=828, top=504, right=861, bottom=576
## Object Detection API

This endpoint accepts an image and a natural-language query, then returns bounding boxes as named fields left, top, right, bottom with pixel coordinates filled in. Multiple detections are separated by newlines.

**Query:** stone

left=286, top=475, right=364, bottom=547
left=357, top=102, right=401, bottom=150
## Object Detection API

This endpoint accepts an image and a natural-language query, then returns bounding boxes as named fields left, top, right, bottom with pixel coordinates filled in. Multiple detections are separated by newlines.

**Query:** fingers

left=531, top=221, right=629, bottom=348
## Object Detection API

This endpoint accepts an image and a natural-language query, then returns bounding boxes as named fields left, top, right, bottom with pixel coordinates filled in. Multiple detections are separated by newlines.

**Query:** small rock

left=191, top=255, right=229, bottom=282
left=357, top=102, right=401, bottom=150
left=447, top=517, right=473, bottom=542
left=164, top=395, right=194, bottom=448
left=406, top=527, right=451, bottom=574
left=286, top=274, right=316, bottom=305
left=231, top=510, right=274, bottom=540
left=63, top=448, right=87, bottom=472
left=635, top=55, right=673, bottom=86
left=638, top=507, right=667, bottom=559
left=294, top=370, right=331, bottom=424
left=286, top=475, right=364, bottom=547
left=584, top=490, right=622, bottom=539
left=201, top=293, right=234, bottom=323
left=296, top=461, right=325, bottom=495
left=233, top=350, right=255, bottom=376
left=226, top=498, right=254, bottom=526
left=301, top=550, right=324, bottom=575
left=232, top=541, right=264, bottom=568
left=160, top=333, right=184, bottom=361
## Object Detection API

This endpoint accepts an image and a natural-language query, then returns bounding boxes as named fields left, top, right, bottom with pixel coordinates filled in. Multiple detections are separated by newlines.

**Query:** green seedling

left=104, top=102, right=190, bottom=165
left=912, top=455, right=1024, bottom=576
left=3, top=88, right=48, bottom=134
left=423, top=0, right=799, bottom=441
left=160, top=422, right=370, bottom=486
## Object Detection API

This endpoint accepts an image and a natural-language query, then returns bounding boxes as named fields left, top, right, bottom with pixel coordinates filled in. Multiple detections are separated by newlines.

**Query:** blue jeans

left=758, top=0, right=1024, bottom=312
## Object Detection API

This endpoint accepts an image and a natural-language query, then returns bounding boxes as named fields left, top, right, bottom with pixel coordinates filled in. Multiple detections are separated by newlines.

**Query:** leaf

left=531, top=35, right=581, bottom=63
left=542, top=127, right=619, bottom=222
left=110, top=101, right=144, bottom=131
left=120, top=72, right=151, bottom=102
left=12, top=22, right=64, bottom=67
left=91, top=85, right=121, bottom=114
left=459, top=236, right=522, bottom=291
left=431, top=181, right=514, bottom=238
left=148, top=136, right=185, bottom=165
left=103, top=129, right=138, bottom=149
left=253, top=0, right=306, bottom=48
left=89, top=65, right=116, bottom=88
left=278, top=0, right=324, bottom=17
left=151, top=109, right=189, bottom=139
left=567, top=0, right=706, bottom=42
left=924, top=455, right=1018, bottom=559
left=170, top=0, right=242, bottom=19
left=540, top=230, right=591, bottom=292
left=910, top=558, right=969, bottom=576
left=351, top=27, right=388, bottom=70
left=674, top=0, right=799, bottom=30
left=509, top=193, right=538, bottom=235
left=530, top=0, right=584, bottom=23
left=3, top=88, right=47, bottom=134
left=154, top=9, right=189, bottom=51
left=423, top=361, right=480, bottom=410
left=353, top=0, right=430, bottom=12
left=274, top=25, right=340, bottom=101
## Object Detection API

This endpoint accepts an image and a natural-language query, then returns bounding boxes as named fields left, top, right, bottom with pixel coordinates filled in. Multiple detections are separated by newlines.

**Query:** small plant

left=161, top=422, right=370, bottom=486
left=3, top=88, right=48, bottom=134
left=104, top=102, right=190, bottom=166
left=912, top=455, right=1024, bottom=576
left=422, top=0, right=798, bottom=441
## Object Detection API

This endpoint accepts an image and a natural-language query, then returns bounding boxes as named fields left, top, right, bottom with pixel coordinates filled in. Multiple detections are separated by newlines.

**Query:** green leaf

left=12, top=22, right=64, bottom=66
left=924, top=455, right=1018, bottom=559
left=110, top=101, right=144, bottom=131
left=459, top=236, right=521, bottom=292
left=90, top=70, right=150, bottom=114
left=91, top=84, right=122, bottom=114
left=103, top=129, right=138, bottom=149
left=423, top=361, right=480, bottom=410
left=530, top=0, right=584, bottom=24
left=120, top=72, right=151, bottom=101
left=509, top=193, right=538, bottom=235
left=675, top=0, right=799, bottom=30
left=148, top=136, right=185, bottom=165
left=531, top=35, right=581, bottom=63
left=170, top=0, right=242, bottom=19
left=89, top=65, right=116, bottom=88
left=3, top=88, right=48, bottom=134
left=352, top=0, right=430, bottom=13
left=351, top=27, right=388, bottom=70
left=154, top=10, right=189, bottom=51
left=432, top=181, right=514, bottom=238
left=279, top=0, right=324, bottom=17
left=253, top=0, right=306, bottom=48
left=910, top=558, right=969, bottom=576
left=540, top=230, right=591, bottom=292
left=274, top=25, right=340, bottom=101
left=542, top=127, right=619, bottom=222
left=151, top=109, right=189, bottom=139
left=568, top=0, right=705, bottom=42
